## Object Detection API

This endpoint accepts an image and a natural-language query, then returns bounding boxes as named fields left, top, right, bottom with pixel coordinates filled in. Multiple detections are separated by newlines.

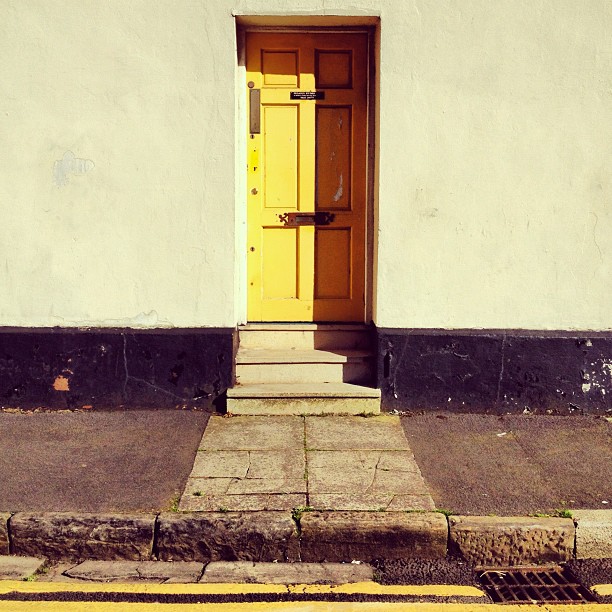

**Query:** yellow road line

left=0, top=581, right=287, bottom=595
left=1, top=602, right=612, bottom=612
left=287, top=582, right=486, bottom=597
left=593, top=584, right=612, bottom=596
left=0, top=580, right=484, bottom=597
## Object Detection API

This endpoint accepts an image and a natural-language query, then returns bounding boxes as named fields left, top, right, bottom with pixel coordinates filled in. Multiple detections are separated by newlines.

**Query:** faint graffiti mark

left=53, top=151, right=95, bottom=187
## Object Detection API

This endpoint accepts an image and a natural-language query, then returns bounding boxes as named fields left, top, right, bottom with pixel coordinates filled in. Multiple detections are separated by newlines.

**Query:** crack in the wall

left=389, top=338, right=409, bottom=400
left=496, top=334, right=507, bottom=407
left=122, top=334, right=184, bottom=401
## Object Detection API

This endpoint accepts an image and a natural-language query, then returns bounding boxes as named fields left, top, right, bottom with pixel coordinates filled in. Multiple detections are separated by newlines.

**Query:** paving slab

left=189, top=449, right=306, bottom=481
left=182, top=413, right=432, bottom=512
left=449, top=515, right=575, bottom=566
left=179, top=493, right=306, bottom=512
left=199, top=416, right=304, bottom=450
left=306, top=416, right=409, bottom=450
left=306, top=449, right=433, bottom=511
left=0, top=555, right=45, bottom=580
left=180, top=444, right=307, bottom=511
left=64, top=560, right=204, bottom=583
left=201, top=561, right=374, bottom=584
left=573, top=509, right=612, bottom=559
left=300, top=511, right=447, bottom=562
left=307, top=450, right=426, bottom=494
left=310, top=493, right=435, bottom=512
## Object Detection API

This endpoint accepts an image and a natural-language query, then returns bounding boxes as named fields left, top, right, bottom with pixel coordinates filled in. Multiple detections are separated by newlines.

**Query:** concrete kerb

left=0, top=509, right=606, bottom=566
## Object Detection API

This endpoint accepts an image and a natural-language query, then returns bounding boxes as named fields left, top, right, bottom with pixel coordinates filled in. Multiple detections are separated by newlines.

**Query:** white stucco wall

left=1, top=1, right=610, bottom=330
left=375, top=0, right=612, bottom=330
left=1, top=1, right=237, bottom=327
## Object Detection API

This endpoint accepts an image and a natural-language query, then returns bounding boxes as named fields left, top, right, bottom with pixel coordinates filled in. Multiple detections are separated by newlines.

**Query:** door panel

left=315, top=227, right=352, bottom=299
left=247, top=32, right=368, bottom=322
left=316, top=105, right=352, bottom=211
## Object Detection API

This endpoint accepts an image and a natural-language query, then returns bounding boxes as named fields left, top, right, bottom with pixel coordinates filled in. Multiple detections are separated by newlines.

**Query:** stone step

left=227, top=382, right=381, bottom=416
left=238, top=324, right=373, bottom=351
left=235, top=349, right=373, bottom=384
left=236, top=349, right=372, bottom=364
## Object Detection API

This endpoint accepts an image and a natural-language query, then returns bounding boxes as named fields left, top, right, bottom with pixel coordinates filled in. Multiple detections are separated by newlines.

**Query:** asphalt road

left=402, top=413, right=612, bottom=515
left=0, top=410, right=209, bottom=512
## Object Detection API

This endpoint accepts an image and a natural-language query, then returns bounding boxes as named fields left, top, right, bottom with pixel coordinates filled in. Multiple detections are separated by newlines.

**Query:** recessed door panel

left=262, top=228, right=298, bottom=299
left=315, top=228, right=352, bottom=299
left=263, top=105, right=299, bottom=209
left=316, top=106, right=352, bottom=211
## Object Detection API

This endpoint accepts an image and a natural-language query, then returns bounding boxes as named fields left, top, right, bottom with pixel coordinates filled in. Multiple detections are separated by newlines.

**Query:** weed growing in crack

left=292, top=505, right=314, bottom=522
left=168, top=493, right=181, bottom=512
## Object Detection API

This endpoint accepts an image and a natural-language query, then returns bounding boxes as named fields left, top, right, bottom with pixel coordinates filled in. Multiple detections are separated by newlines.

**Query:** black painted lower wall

left=2, top=327, right=611, bottom=414
left=0, top=329, right=235, bottom=410
left=377, top=329, right=612, bottom=414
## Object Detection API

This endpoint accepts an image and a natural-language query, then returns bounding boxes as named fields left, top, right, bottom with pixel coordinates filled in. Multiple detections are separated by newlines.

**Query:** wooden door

left=246, top=32, right=368, bottom=321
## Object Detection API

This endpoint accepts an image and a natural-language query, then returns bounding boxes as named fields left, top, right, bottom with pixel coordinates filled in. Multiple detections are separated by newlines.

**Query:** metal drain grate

left=478, top=566, right=596, bottom=604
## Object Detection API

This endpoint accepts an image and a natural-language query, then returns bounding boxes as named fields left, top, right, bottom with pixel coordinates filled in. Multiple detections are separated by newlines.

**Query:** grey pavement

left=401, top=412, right=612, bottom=515
left=0, top=410, right=209, bottom=512
left=0, top=408, right=610, bottom=518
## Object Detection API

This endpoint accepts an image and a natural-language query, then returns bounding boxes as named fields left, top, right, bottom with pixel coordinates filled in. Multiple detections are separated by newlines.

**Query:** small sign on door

left=290, top=91, right=325, bottom=100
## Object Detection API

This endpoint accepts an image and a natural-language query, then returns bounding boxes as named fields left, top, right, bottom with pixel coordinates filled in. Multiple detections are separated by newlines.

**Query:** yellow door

left=246, top=32, right=368, bottom=322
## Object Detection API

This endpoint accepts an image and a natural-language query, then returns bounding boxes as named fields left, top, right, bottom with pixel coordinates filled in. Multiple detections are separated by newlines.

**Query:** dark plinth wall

left=377, top=329, right=612, bottom=414
left=0, top=328, right=235, bottom=410
left=1, top=327, right=610, bottom=413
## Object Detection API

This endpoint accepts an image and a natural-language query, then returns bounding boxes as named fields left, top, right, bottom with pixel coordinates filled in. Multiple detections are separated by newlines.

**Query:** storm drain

left=478, top=566, right=595, bottom=604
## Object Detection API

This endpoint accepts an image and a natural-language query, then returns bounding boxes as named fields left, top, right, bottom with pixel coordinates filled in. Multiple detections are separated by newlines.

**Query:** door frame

left=234, top=17, right=379, bottom=325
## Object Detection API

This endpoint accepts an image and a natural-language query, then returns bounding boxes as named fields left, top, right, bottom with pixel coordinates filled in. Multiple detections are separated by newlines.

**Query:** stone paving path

left=179, top=415, right=434, bottom=512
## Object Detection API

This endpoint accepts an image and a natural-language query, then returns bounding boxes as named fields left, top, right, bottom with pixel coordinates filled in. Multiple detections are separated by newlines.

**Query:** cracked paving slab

left=308, top=450, right=430, bottom=493
left=305, top=415, right=410, bottom=450
left=199, top=416, right=304, bottom=450
left=309, top=493, right=435, bottom=511
left=180, top=413, right=434, bottom=512
left=179, top=493, right=306, bottom=512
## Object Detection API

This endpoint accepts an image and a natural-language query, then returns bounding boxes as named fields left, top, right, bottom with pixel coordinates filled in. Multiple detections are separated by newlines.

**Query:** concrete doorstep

left=0, top=509, right=607, bottom=568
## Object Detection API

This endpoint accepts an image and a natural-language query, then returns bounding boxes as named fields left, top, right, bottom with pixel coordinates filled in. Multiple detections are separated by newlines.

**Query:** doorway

left=245, top=31, right=370, bottom=322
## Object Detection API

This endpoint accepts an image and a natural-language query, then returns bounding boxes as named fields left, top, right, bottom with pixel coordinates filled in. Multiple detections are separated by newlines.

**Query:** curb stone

left=573, top=509, right=612, bottom=559
left=0, top=514, right=9, bottom=555
left=156, top=512, right=300, bottom=563
left=10, top=513, right=156, bottom=561
left=0, top=510, right=603, bottom=566
left=300, top=511, right=448, bottom=562
left=449, top=515, right=575, bottom=566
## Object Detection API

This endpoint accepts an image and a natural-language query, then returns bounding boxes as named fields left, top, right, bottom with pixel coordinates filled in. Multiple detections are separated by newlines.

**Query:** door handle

left=278, top=212, right=335, bottom=226
left=249, top=89, right=260, bottom=134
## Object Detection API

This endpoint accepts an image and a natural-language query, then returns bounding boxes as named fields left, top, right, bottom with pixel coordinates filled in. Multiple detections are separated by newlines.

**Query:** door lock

left=278, top=212, right=335, bottom=226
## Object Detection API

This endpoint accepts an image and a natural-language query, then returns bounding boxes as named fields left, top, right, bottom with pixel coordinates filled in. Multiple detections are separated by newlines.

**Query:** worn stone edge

left=448, top=514, right=577, bottom=565
left=572, top=509, right=612, bottom=560
left=0, top=511, right=602, bottom=563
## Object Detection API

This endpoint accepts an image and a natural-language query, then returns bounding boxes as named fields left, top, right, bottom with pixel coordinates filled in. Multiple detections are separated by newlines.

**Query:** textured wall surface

left=0, top=329, right=235, bottom=409
left=378, top=329, right=612, bottom=413
left=1, top=0, right=610, bottom=330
